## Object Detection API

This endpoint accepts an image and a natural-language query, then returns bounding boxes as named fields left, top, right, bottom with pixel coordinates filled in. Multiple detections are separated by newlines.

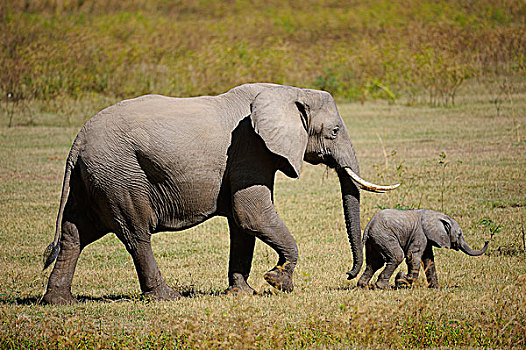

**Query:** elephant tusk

left=344, top=167, right=400, bottom=193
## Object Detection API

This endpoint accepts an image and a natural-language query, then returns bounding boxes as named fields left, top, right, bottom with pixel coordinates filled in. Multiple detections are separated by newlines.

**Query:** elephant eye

left=329, top=126, right=340, bottom=139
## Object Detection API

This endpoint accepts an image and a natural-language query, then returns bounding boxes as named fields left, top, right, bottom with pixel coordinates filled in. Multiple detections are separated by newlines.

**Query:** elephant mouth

left=344, top=167, right=400, bottom=193
left=304, top=151, right=333, bottom=167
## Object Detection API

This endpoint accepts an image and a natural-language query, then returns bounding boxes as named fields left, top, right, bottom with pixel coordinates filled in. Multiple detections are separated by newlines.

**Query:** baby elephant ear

left=251, top=87, right=309, bottom=178
left=421, top=210, right=451, bottom=248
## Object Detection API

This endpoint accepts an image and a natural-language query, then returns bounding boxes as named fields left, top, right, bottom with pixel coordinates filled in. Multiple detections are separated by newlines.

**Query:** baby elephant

left=357, top=209, right=489, bottom=289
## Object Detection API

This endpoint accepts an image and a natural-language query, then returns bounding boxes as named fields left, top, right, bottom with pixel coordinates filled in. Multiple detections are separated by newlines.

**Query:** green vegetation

left=1, top=0, right=525, bottom=124
left=1, top=1, right=525, bottom=348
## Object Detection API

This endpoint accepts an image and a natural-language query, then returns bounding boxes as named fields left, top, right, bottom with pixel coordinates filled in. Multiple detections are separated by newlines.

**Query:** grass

left=1, top=0, right=525, bottom=346
left=1, top=0, right=525, bottom=111
left=0, top=78, right=525, bottom=348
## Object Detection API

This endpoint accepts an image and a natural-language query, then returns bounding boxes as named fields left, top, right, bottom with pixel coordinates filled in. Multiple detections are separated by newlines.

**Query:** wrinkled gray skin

left=357, top=209, right=489, bottom=289
left=42, top=83, right=368, bottom=305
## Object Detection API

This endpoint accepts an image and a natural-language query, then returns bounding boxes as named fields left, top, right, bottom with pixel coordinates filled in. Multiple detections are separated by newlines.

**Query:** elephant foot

left=41, top=289, right=78, bottom=305
left=357, top=280, right=373, bottom=289
left=225, top=285, right=257, bottom=295
left=263, top=264, right=294, bottom=293
left=395, top=272, right=414, bottom=289
left=226, top=273, right=257, bottom=295
left=357, top=275, right=373, bottom=289
left=427, top=281, right=440, bottom=289
left=143, top=283, right=182, bottom=301
left=374, top=279, right=392, bottom=290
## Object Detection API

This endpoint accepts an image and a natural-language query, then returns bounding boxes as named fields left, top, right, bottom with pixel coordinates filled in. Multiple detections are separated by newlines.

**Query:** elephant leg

left=404, top=251, right=423, bottom=286
left=226, top=218, right=257, bottom=295
left=110, top=190, right=180, bottom=301
left=117, top=230, right=181, bottom=301
left=395, top=252, right=424, bottom=288
left=357, top=245, right=384, bottom=288
left=232, top=185, right=298, bottom=292
left=43, top=212, right=105, bottom=305
left=375, top=245, right=404, bottom=290
left=261, top=230, right=297, bottom=293
left=422, top=245, right=439, bottom=288
left=42, top=221, right=82, bottom=305
left=394, top=270, right=409, bottom=289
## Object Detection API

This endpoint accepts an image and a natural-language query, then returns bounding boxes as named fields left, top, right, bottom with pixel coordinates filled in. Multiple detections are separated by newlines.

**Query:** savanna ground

left=1, top=79, right=525, bottom=349
left=1, top=0, right=526, bottom=348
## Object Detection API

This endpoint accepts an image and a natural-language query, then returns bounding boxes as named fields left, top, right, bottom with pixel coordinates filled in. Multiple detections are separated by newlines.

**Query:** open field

left=1, top=0, right=525, bottom=347
left=0, top=79, right=525, bottom=348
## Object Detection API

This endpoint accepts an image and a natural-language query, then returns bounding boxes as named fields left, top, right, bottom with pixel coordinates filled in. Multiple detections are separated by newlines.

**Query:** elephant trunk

left=337, top=169, right=362, bottom=280
left=331, top=128, right=398, bottom=280
left=459, top=236, right=489, bottom=256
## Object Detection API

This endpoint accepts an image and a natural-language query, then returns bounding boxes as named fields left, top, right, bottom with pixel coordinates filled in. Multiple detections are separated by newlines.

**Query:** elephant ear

left=421, top=210, right=451, bottom=248
left=250, top=87, right=309, bottom=178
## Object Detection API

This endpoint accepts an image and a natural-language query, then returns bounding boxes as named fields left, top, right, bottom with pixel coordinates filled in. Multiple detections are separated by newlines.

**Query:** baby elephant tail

left=362, top=219, right=372, bottom=246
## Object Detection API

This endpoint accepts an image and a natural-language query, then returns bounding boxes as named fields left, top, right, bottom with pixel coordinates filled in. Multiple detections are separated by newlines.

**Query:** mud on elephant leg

left=263, top=260, right=296, bottom=293
left=395, top=252, right=423, bottom=289
left=395, top=271, right=410, bottom=289
left=258, top=223, right=298, bottom=293
left=226, top=219, right=257, bottom=295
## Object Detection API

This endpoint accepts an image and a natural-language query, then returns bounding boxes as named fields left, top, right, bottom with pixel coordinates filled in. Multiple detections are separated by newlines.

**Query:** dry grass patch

left=0, top=80, right=525, bottom=348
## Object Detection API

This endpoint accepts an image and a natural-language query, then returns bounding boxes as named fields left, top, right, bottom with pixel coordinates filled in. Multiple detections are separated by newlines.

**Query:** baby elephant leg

left=395, top=270, right=409, bottom=289
left=358, top=244, right=384, bottom=288
left=396, top=251, right=423, bottom=288
left=422, top=245, right=439, bottom=288
left=375, top=244, right=404, bottom=290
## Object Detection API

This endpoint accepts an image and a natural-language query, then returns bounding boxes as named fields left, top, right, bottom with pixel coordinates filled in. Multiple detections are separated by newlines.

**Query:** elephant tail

left=43, top=134, right=82, bottom=271
left=362, top=220, right=372, bottom=246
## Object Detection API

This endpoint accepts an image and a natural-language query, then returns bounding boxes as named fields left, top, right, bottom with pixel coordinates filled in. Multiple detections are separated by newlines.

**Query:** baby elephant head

left=421, top=210, right=489, bottom=256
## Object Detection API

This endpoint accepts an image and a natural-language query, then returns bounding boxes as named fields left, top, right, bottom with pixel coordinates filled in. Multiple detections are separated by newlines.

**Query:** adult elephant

left=42, top=83, right=398, bottom=304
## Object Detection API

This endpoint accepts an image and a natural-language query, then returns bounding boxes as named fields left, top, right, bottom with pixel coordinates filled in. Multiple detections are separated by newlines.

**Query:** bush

left=1, top=0, right=524, bottom=111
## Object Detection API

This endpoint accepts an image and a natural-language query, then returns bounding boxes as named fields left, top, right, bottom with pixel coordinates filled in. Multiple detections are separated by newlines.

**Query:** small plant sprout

left=477, top=217, right=502, bottom=241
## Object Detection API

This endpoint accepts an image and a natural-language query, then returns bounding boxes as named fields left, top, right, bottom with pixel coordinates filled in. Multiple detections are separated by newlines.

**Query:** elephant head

left=422, top=210, right=489, bottom=256
left=250, top=86, right=399, bottom=279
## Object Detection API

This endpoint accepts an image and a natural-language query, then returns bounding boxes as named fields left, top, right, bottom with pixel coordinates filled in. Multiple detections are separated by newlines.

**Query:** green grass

left=1, top=0, right=525, bottom=110
left=0, top=79, right=525, bottom=348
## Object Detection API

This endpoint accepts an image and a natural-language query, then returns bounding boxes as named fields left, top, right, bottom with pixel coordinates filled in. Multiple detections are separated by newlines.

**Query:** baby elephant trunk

left=459, top=237, right=489, bottom=256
